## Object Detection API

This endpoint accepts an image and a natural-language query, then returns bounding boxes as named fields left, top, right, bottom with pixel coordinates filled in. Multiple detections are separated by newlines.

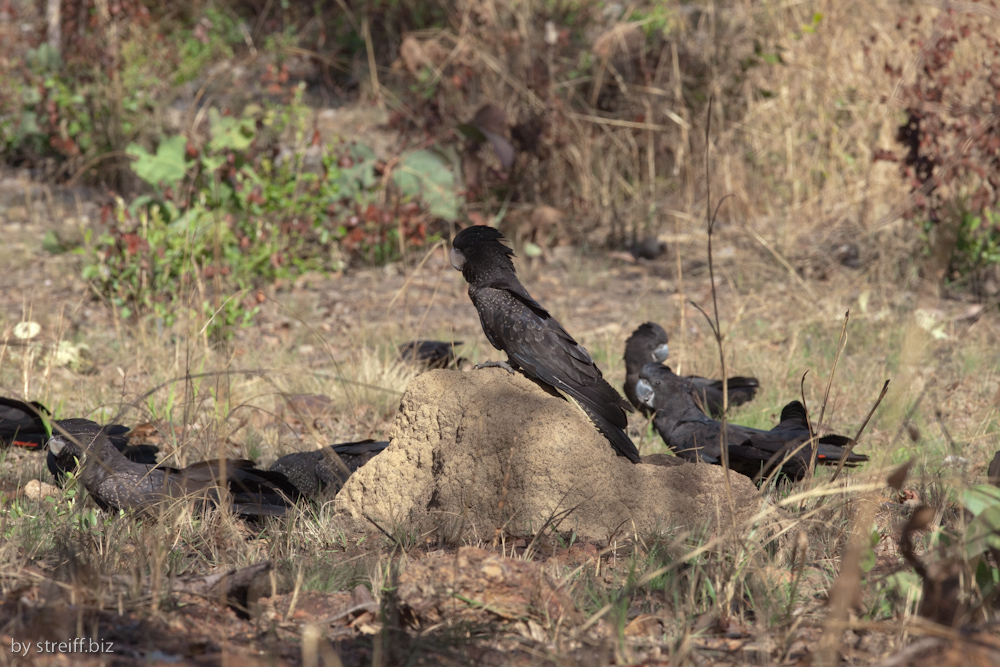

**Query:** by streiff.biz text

left=10, top=638, right=114, bottom=656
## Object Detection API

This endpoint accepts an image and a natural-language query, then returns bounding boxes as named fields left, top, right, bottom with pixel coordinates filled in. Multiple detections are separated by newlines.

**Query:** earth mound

left=334, top=368, right=766, bottom=541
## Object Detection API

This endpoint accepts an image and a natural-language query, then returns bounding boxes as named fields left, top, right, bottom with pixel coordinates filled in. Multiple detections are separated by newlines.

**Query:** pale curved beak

left=635, top=379, right=655, bottom=407
left=48, top=436, right=67, bottom=455
left=449, top=246, right=466, bottom=271
left=652, top=343, right=670, bottom=363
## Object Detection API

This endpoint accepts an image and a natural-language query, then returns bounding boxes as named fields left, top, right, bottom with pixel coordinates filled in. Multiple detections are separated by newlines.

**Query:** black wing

left=472, top=286, right=638, bottom=461
left=398, top=341, right=463, bottom=368
left=685, top=376, right=760, bottom=416
left=0, top=397, right=50, bottom=448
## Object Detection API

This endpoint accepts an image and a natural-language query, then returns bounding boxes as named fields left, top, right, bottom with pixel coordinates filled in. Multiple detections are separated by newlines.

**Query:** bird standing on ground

left=450, top=225, right=639, bottom=463
left=0, top=397, right=158, bottom=476
left=622, top=322, right=760, bottom=417
left=635, top=363, right=866, bottom=481
left=47, top=420, right=297, bottom=518
left=46, top=418, right=159, bottom=484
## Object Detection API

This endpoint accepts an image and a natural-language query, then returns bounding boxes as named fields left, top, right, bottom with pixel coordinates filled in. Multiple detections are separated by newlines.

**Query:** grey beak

left=652, top=343, right=669, bottom=363
left=48, top=436, right=66, bottom=455
left=635, top=379, right=655, bottom=407
left=449, top=247, right=466, bottom=271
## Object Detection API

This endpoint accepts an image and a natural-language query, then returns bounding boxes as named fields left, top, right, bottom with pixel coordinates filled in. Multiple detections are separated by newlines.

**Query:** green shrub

left=951, top=210, right=1000, bottom=295
left=83, top=84, right=457, bottom=338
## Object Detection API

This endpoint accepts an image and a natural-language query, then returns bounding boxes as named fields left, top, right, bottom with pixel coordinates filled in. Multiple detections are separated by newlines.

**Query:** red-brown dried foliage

left=881, top=3, right=1000, bottom=224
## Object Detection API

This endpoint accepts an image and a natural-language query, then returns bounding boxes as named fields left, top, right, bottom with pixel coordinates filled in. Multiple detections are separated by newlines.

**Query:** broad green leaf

left=127, top=135, right=189, bottom=190
left=962, top=485, right=1000, bottom=517
left=201, top=155, right=226, bottom=174
left=884, top=570, right=921, bottom=598
left=393, top=149, right=459, bottom=219
left=965, top=504, right=1000, bottom=558
left=208, top=108, right=255, bottom=153
left=964, top=486, right=1000, bottom=558
left=338, top=143, right=378, bottom=196
left=350, top=142, right=376, bottom=162
left=42, top=230, right=68, bottom=254
left=126, top=195, right=155, bottom=217
left=19, top=110, right=40, bottom=134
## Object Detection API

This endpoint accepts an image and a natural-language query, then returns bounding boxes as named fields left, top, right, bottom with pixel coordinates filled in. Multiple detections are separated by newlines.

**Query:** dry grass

left=383, top=1, right=932, bottom=275
left=1, top=229, right=998, bottom=663
left=1, top=0, right=999, bottom=664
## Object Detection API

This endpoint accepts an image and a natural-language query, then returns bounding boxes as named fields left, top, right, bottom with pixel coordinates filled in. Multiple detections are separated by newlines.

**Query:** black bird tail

left=120, top=444, right=159, bottom=465
left=580, top=404, right=640, bottom=463
left=331, top=439, right=390, bottom=457
left=773, top=402, right=866, bottom=465
left=725, top=376, right=760, bottom=404
left=814, top=439, right=867, bottom=465
left=330, top=439, right=390, bottom=473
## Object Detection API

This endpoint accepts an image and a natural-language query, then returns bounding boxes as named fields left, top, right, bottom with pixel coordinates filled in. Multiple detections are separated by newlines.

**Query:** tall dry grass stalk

left=388, top=0, right=934, bottom=274
left=715, top=0, right=923, bottom=271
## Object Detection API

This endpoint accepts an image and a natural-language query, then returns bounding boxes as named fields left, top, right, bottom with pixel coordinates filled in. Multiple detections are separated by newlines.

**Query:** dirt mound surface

left=335, top=368, right=765, bottom=541
left=397, top=546, right=580, bottom=628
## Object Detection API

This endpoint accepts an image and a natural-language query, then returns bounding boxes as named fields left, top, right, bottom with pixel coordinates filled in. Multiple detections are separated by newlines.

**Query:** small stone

left=24, top=479, right=60, bottom=501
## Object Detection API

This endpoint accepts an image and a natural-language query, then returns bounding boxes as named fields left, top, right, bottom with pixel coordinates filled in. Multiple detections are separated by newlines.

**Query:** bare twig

left=830, top=380, right=891, bottom=483
left=361, top=17, right=385, bottom=114
left=891, top=384, right=930, bottom=448
left=799, top=369, right=819, bottom=486
left=934, top=409, right=960, bottom=454
left=696, top=97, right=735, bottom=523
left=819, top=311, right=850, bottom=429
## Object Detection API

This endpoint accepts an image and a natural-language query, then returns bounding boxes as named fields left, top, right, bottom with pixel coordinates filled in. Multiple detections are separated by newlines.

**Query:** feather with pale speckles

left=451, top=225, right=639, bottom=463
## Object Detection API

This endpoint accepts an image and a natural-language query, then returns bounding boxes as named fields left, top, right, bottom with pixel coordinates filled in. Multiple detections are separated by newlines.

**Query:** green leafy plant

left=393, top=149, right=460, bottom=219
left=951, top=210, right=1000, bottom=295
left=126, top=135, right=190, bottom=194
left=962, top=484, right=1000, bottom=599
left=84, top=82, right=453, bottom=335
